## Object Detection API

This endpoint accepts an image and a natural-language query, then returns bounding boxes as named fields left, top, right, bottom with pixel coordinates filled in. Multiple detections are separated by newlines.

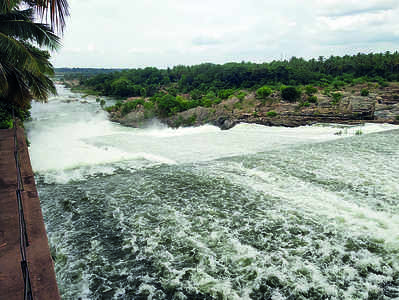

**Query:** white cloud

left=51, top=0, right=399, bottom=68
left=317, top=10, right=392, bottom=31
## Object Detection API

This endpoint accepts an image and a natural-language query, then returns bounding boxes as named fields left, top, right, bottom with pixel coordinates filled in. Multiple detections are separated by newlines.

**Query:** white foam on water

left=135, top=120, right=221, bottom=138
left=29, top=85, right=399, bottom=299
left=221, top=152, right=399, bottom=248
left=27, top=85, right=399, bottom=183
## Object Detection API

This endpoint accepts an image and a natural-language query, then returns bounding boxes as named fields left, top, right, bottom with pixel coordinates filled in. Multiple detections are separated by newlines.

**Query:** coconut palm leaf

left=0, top=32, right=41, bottom=74
left=0, top=0, right=66, bottom=115
left=23, top=43, right=54, bottom=74
left=0, top=0, right=19, bottom=14
left=1, top=62, right=32, bottom=107
left=0, top=61, right=9, bottom=96
left=0, top=8, right=60, bottom=50
left=24, top=0, right=69, bottom=32
left=24, top=68, right=55, bottom=100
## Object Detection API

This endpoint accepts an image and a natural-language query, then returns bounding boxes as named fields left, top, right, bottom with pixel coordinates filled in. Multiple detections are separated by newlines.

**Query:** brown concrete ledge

left=0, top=128, right=60, bottom=300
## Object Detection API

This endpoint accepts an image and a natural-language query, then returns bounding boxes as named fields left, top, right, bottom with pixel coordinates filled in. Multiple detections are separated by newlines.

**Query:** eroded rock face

left=373, top=87, right=399, bottom=123
left=348, top=96, right=376, bottom=119
left=108, top=86, right=399, bottom=130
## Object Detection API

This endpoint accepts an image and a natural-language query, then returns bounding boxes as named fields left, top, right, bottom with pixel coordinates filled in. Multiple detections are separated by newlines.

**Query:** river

left=26, top=85, right=399, bottom=299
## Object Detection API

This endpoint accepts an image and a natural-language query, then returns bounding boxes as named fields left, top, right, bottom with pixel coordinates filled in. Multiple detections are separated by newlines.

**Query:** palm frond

left=24, top=68, right=55, bottom=101
left=0, top=20, right=60, bottom=50
left=1, top=62, right=32, bottom=107
left=23, top=43, right=54, bottom=74
left=0, top=0, right=62, bottom=110
left=0, top=32, right=42, bottom=74
left=0, top=0, right=20, bottom=14
left=0, top=8, right=34, bottom=21
left=24, top=0, right=69, bottom=33
left=0, top=61, right=9, bottom=96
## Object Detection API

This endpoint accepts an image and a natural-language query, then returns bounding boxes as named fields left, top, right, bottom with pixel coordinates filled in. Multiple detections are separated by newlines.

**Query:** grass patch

left=266, top=111, right=278, bottom=117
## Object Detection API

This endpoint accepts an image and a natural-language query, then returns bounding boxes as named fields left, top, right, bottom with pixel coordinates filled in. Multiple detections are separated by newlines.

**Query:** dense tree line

left=70, top=52, right=399, bottom=100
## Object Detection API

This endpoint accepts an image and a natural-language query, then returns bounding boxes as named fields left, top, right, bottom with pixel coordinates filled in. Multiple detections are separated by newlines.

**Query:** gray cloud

left=52, top=0, right=399, bottom=68
left=325, top=7, right=392, bottom=17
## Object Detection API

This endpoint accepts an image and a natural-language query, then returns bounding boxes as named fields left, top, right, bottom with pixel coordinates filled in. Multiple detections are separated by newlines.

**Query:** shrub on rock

left=281, top=86, right=301, bottom=102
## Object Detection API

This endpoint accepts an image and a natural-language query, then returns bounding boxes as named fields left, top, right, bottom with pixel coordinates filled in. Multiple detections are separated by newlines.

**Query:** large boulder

left=213, top=117, right=237, bottom=130
left=119, top=110, right=146, bottom=127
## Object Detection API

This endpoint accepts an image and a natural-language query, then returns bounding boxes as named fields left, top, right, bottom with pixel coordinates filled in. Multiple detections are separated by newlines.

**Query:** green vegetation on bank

left=66, top=52, right=399, bottom=101
left=59, top=52, right=399, bottom=122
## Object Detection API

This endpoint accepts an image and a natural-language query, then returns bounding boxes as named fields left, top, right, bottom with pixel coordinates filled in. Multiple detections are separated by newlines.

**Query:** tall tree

left=0, top=0, right=68, bottom=122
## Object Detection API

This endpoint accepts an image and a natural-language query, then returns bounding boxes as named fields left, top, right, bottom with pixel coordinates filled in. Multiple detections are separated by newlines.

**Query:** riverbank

left=105, top=83, right=399, bottom=130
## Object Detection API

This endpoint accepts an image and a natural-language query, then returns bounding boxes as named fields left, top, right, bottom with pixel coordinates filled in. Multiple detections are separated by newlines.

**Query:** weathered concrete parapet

left=0, top=128, right=60, bottom=300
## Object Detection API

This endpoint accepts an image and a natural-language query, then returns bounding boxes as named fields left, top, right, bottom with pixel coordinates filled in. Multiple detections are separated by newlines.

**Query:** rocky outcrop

left=214, top=117, right=237, bottom=130
left=373, top=87, right=399, bottom=123
left=108, top=85, right=399, bottom=130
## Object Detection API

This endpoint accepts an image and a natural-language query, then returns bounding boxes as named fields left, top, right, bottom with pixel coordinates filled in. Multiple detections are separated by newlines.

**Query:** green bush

left=395, top=115, right=399, bottom=121
left=201, top=91, right=220, bottom=107
left=308, top=95, right=318, bottom=103
left=0, top=115, right=13, bottom=129
left=352, top=77, right=367, bottom=85
left=331, top=92, right=343, bottom=105
left=236, top=91, right=247, bottom=101
left=190, top=89, right=202, bottom=100
left=0, top=102, right=30, bottom=129
left=121, top=99, right=145, bottom=115
left=322, top=87, right=331, bottom=96
left=104, top=106, right=114, bottom=113
left=256, top=86, right=273, bottom=99
left=281, top=86, right=301, bottom=102
left=305, top=85, right=317, bottom=96
left=266, top=111, right=278, bottom=117
left=332, top=80, right=345, bottom=89
left=155, top=94, right=193, bottom=116
left=115, top=101, right=123, bottom=109
left=143, top=101, right=155, bottom=111
left=218, top=89, right=235, bottom=100
left=361, top=89, right=369, bottom=96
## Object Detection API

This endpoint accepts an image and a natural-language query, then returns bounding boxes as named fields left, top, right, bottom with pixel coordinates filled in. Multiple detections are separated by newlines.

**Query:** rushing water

left=26, top=85, right=399, bottom=299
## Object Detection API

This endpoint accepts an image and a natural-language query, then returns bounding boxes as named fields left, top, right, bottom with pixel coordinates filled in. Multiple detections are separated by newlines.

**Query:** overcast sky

left=52, top=0, right=399, bottom=68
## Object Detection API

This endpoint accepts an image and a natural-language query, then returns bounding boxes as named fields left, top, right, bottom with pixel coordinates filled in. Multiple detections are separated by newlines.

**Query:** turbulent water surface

left=26, top=85, right=399, bottom=299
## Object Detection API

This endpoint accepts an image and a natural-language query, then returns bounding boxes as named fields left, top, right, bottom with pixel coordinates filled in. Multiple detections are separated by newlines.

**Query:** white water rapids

left=26, top=85, right=399, bottom=299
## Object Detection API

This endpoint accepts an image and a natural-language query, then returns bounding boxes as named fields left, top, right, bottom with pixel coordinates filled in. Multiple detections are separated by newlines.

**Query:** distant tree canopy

left=67, top=52, right=399, bottom=100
